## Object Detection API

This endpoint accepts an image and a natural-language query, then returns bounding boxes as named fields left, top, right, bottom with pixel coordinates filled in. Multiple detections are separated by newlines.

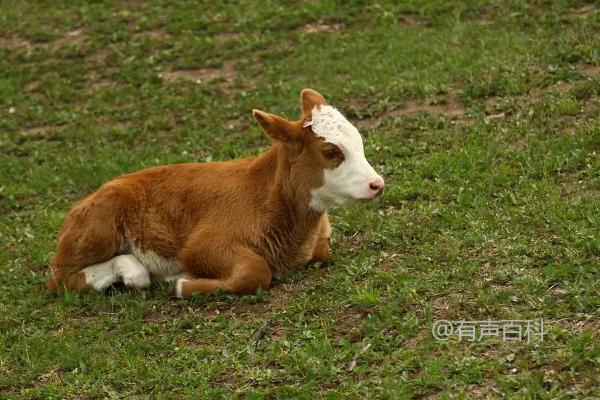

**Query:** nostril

left=369, top=178, right=385, bottom=197
left=369, top=182, right=381, bottom=191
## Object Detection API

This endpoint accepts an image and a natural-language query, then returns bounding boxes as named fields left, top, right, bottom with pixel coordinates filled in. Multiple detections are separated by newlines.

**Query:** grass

left=0, top=0, right=599, bottom=398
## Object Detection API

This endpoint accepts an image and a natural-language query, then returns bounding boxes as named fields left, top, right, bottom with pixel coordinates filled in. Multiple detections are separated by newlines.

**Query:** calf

left=48, top=89, right=384, bottom=298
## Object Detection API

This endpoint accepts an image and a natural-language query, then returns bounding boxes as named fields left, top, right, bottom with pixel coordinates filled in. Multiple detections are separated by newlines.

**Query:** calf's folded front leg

left=310, top=237, right=331, bottom=265
left=310, top=213, right=332, bottom=265
left=172, top=244, right=272, bottom=298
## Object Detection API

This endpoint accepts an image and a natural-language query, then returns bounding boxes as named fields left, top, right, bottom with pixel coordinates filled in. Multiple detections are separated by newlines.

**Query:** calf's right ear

left=253, top=109, right=297, bottom=142
left=300, top=88, right=326, bottom=117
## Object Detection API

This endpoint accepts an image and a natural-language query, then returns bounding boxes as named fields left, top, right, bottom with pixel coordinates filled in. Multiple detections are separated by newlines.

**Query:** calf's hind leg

left=50, top=255, right=151, bottom=292
left=49, top=183, right=143, bottom=292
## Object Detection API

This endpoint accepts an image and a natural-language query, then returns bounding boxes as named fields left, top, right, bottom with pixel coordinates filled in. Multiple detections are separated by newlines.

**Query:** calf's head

left=253, top=88, right=384, bottom=212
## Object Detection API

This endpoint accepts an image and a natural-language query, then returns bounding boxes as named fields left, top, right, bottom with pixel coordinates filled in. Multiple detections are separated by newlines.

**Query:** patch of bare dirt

left=463, top=381, right=500, bottom=399
left=342, top=230, right=368, bottom=247
left=300, top=21, right=344, bottom=34
left=114, top=120, right=136, bottom=130
left=354, top=118, right=376, bottom=129
left=85, top=71, right=110, bottom=91
left=473, top=4, right=499, bottom=25
left=553, top=80, right=576, bottom=93
left=347, top=93, right=376, bottom=110
left=135, top=28, right=173, bottom=40
left=87, top=46, right=117, bottom=65
left=431, top=293, right=459, bottom=319
left=332, top=308, right=368, bottom=342
left=118, top=0, right=149, bottom=9
left=89, top=78, right=113, bottom=91
left=551, top=316, right=600, bottom=335
left=224, top=118, right=250, bottom=131
left=388, top=98, right=464, bottom=117
left=85, top=70, right=114, bottom=91
left=50, top=29, right=86, bottom=50
left=13, top=126, right=65, bottom=145
left=570, top=4, right=597, bottom=17
left=22, top=126, right=53, bottom=136
left=24, top=80, right=40, bottom=92
left=21, top=125, right=61, bottom=136
left=399, top=14, right=427, bottom=26
left=0, top=35, right=33, bottom=50
left=575, top=63, right=600, bottom=78
left=485, top=111, right=506, bottom=121
left=356, top=95, right=464, bottom=128
left=485, top=64, right=599, bottom=113
left=36, top=368, right=64, bottom=385
left=160, top=61, right=236, bottom=87
left=216, top=32, right=240, bottom=43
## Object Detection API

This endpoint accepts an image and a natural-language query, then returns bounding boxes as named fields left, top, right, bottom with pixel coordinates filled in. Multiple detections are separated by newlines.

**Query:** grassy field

left=1, top=0, right=599, bottom=398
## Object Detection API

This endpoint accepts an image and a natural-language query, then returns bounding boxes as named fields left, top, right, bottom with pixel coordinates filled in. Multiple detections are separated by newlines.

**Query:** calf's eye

left=322, top=149, right=341, bottom=160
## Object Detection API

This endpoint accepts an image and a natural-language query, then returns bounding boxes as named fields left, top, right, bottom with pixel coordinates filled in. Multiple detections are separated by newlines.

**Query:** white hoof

left=114, top=255, right=151, bottom=289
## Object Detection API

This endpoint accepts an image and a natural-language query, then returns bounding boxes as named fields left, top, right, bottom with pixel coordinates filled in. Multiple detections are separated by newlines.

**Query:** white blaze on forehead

left=305, top=105, right=364, bottom=152
left=305, top=105, right=383, bottom=212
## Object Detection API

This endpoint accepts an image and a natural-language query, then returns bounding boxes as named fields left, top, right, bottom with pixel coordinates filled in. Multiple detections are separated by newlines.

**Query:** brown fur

left=50, top=89, right=336, bottom=297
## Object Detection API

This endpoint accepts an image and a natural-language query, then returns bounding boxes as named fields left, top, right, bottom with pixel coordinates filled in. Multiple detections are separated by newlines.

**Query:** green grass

left=1, top=0, right=599, bottom=398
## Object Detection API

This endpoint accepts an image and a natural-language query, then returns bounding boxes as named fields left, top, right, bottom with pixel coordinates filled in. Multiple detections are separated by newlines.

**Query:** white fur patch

left=308, top=105, right=363, bottom=152
left=307, top=105, right=383, bottom=211
left=113, top=254, right=151, bottom=288
left=164, top=274, right=191, bottom=282
left=131, top=246, right=182, bottom=279
left=175, top=278, right=190, bottom=298
left=82, top=254, right=151, bottom=290
left=82, top=260, right=118, bottom=290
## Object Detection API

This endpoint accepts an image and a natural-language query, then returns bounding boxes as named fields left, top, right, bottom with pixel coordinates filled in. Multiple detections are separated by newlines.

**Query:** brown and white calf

left=48, top=89, right=384, bottom=298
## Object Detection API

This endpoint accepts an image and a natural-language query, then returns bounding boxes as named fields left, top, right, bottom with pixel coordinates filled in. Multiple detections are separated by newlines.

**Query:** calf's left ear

left=253, top=109, right=297, bottom=142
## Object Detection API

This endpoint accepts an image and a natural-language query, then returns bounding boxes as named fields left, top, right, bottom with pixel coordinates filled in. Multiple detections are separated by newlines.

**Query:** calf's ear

left=300, top=88, right=326, bottom=117
left=253, top=109, right=297, bottom=142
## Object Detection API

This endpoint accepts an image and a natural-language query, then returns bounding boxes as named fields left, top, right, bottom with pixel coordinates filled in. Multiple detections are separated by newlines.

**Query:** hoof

left=47, top=276, right=59, bottom=292
left=123, top=273, right=151, bottom=289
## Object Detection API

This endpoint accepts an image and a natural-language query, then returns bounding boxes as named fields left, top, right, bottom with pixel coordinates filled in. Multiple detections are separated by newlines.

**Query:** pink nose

left=369, top=178, right=385, bottom=197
